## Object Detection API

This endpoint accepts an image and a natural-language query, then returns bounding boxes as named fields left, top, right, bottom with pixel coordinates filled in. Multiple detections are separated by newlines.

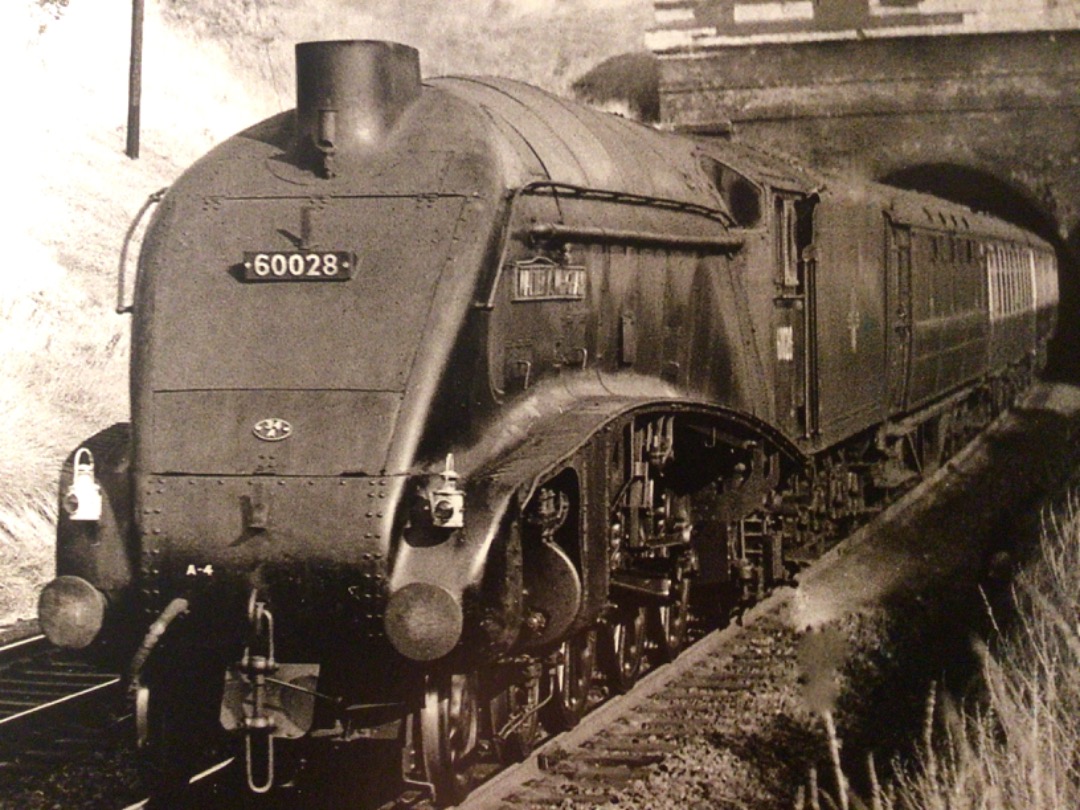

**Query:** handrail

left=117, top=187, right=168, bottom=314
left=528, top=222, right=744, bottom=251
left=521, top=180, right=734, bottom=226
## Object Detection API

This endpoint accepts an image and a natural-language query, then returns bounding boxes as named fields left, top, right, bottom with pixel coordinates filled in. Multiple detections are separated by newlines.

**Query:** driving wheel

left=650, top=574, right=691, bottom=663
left=599, top=606, right=647, bottom=694
left=543, top=628, right=596, bottom=731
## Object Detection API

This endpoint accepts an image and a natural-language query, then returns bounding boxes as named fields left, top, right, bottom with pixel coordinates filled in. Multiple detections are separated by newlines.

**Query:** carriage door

left=773, top=194, right=818, bottom=439
left=885, top=220, right=912, bottom=410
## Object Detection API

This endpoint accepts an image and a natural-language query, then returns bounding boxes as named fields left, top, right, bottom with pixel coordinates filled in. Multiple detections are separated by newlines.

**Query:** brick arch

left=880, top=163, right=1060, bottom=247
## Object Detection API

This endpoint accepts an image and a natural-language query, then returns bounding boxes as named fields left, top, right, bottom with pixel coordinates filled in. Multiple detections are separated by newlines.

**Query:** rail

left=0, top=633, right=121, bottom=727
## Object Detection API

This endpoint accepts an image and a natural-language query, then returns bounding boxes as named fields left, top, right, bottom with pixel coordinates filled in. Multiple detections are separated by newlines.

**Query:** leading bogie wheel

left=420, top=669, right=480, bottom=806
left=138, top=660, right=229, bottom=808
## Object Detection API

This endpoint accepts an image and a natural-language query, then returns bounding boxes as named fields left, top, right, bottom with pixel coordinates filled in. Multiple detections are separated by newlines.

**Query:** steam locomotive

left=37, top=40, right=1057, bottom=805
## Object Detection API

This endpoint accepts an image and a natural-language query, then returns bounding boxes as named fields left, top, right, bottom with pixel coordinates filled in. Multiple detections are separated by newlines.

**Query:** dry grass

left=803, top=494, right=1080, bottom=810
left=160, top=0, right=653, bottom=101
left=895, top=496, right=1080, bottom=810
left=0, top=241, right=132, bottom=621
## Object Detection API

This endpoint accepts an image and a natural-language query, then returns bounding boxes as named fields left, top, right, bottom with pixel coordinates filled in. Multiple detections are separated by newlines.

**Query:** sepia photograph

left=2, top=1, right=1079, bottom=807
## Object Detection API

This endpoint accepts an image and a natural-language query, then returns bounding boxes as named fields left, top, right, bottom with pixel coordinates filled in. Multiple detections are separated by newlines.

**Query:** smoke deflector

left=295, top=40, right=422, bottom=177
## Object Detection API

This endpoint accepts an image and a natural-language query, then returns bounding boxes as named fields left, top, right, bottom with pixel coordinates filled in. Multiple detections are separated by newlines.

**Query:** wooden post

left=126, top=0, right=144, bottom=159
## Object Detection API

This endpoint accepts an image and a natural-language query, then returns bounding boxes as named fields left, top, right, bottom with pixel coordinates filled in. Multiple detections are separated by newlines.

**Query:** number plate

left=242, top=251, right=353, bottom=282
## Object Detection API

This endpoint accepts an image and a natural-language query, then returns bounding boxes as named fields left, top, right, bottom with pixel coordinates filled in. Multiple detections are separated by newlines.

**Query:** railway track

left=0, top=632, right=123, bottom=769
left=470, top=611, right=798, bottom=809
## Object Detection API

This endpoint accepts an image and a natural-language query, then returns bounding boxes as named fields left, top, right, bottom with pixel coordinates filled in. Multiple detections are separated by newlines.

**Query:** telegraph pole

left=126, top=0, right=144, bottom=158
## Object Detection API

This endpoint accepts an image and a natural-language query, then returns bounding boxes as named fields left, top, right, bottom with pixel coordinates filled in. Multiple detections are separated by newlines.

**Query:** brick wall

left=648, top=0, right=1080, bottom=51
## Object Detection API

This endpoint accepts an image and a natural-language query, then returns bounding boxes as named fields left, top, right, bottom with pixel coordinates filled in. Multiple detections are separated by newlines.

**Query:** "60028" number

left=242, top=251, right=353, bottom=282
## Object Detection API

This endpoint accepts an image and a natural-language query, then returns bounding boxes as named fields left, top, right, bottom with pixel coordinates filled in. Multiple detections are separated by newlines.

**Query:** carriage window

left=1002, top=251, right=1009, bottom=313
left=1002, top=250, right=1010, bottom=313
left=1009, top=252, right=1016, bottom=314
left=988, top=246, right=999, bottom=317
left=1008, top=251, right=1017, bottom=313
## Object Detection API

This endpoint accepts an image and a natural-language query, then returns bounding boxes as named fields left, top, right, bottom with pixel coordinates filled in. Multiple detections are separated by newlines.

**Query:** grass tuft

left=808, top=491, right=1080, bottom=809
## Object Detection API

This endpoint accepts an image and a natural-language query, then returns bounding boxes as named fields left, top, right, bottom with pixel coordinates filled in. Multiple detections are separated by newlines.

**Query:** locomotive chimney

left=295, top=40, right=422, bottom=177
